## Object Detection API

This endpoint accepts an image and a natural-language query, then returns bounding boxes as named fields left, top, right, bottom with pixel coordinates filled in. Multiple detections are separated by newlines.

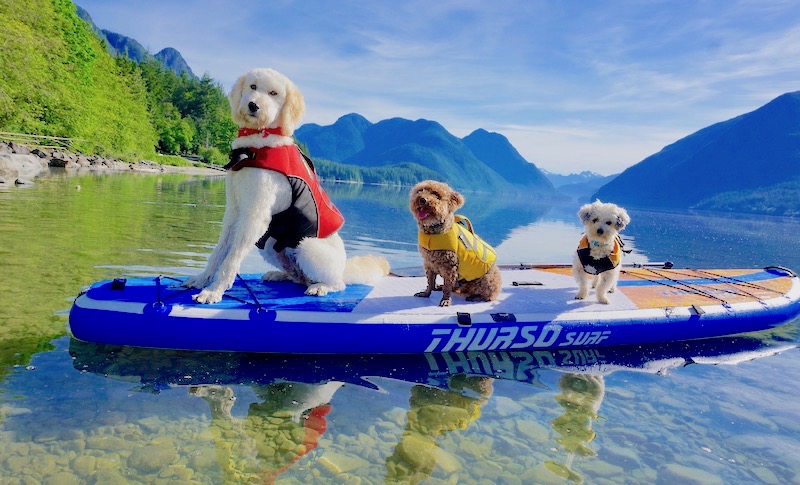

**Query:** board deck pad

left=88, top=276, right=374, bottom=312
left=90, top=268, right=791, bottom=315
left=358, top=267, right=792, bottom=315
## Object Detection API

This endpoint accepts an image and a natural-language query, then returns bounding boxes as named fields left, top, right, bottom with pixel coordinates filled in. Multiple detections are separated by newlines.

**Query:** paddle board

left=68, top=264, right=800, bottom=353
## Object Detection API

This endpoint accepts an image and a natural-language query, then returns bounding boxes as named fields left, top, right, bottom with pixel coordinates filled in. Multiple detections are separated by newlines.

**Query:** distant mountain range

left=296, top=114, right=559, bottom=196
left=544, top=170, right=605, bottom=188
left=594, top=91, right=800, bottom=215
left=75, top=4, right=196, bottom=78
left=543, top=170, right=618, bottom=201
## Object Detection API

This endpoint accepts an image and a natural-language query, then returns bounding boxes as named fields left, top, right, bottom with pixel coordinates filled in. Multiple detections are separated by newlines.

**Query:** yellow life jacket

left=418, top=215, right=497, bottom=282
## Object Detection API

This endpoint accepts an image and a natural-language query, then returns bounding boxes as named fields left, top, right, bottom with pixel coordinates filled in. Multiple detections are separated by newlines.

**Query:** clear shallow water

left=1, top=171, right=800, bottom=484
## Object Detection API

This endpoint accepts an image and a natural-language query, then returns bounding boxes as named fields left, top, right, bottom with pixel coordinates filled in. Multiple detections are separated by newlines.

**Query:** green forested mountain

left=297, top=113, right=560, bottom=195
left=0, top=0, right=156, bottom=156
left=0, top=0, right=234, bottom=161
left=153, top=47, right=196, bottom=79
left=76, top=5, right=197, bottom=79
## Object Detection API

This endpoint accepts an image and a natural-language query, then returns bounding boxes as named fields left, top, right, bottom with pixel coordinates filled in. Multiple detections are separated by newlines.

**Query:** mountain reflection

left=324, top=181, right=556, bottom=248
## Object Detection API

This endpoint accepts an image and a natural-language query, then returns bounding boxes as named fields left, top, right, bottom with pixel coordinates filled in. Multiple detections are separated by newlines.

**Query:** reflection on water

left=546, top=374, right=605, bottom=483
left=188, top=381, right=340, bottom=484
left=56, top=329, right=798, bottom=483
left=385, top=375, right=493, bottom=484
left=1, top=172, right=800, bottom=482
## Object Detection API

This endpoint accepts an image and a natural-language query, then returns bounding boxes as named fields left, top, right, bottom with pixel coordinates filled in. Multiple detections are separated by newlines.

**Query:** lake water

left=1, top=170, right=799, bottom=484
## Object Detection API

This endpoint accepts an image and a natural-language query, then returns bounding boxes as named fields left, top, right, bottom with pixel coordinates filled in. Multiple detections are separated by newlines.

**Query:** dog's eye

left=606, top=221, right=612, bottom=225
left=592, top=218, right=599, bottom=223
left=250, top=84, right=257, bottom=90
left=268, top=90, right=278, bottom=96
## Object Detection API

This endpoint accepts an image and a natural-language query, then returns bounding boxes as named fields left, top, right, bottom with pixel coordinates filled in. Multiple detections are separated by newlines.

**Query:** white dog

left=184, top=68, right=388, bottom=304
left=573, top=200, right=630, bottom=304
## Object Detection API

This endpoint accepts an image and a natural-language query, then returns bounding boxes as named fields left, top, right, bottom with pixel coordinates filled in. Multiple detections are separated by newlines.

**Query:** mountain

left=101, top=29, right=149, bottom=62
left=296, top=114, right=558, bottom=195
left=462, top=129, right=554, bottom=192
left=593, top=91, right=800, bottom=213
left=153, top=47, right=196, bottom=78
left=75, top=4, right=196, bottom=78
left=2, top=0, right=157, bottom=156
left=297, top=113, right=371, bottom=162
left=73, top=5, right=107, bottom=47
left=549, top=172, right=619, bottom=201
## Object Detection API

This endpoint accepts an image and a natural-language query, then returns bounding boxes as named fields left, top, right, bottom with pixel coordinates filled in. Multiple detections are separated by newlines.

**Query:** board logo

left=424, top=325, right=611, bottom=352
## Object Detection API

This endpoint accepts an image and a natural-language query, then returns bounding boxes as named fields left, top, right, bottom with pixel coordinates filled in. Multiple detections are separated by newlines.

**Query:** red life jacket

left=261, top=404, right=332, bottom=482
left=227, top=144, right=344, bottom=251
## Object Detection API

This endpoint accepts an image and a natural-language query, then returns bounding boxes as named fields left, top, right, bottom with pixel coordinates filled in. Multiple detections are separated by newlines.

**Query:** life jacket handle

left=455, top=214, right=475, bottom=234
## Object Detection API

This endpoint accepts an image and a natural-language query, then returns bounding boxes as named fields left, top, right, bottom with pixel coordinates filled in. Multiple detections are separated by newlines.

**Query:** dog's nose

left=419, top=197, right=427, bottom=205
left=596, top=227, right=604, bottom=235
left=248, top=101, right=259, bottom=113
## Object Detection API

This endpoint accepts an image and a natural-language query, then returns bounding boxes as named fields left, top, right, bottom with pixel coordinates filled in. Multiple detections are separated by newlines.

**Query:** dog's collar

left=237, top=127, right=284, bottom=138
left=588, top=239, right=611, bottom=248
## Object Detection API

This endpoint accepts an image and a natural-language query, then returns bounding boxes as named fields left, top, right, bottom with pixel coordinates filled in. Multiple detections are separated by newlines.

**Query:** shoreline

left=0, top=142, right=223, bottom=186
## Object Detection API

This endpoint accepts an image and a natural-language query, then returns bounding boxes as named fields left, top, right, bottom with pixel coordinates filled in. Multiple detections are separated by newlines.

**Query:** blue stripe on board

left=617, top=269, right=779, bottom=287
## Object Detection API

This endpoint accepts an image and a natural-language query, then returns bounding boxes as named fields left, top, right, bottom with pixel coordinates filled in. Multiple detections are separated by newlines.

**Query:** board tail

left=344, top=255, right=390, bottom=285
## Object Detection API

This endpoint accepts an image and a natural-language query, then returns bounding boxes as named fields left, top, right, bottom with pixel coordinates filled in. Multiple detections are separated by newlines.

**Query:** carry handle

left=455, top=214, right=475, bottom=233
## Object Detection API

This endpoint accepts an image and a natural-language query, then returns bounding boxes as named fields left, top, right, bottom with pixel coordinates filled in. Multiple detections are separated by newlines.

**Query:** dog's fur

left=573, top=200, right=630, bottom=304
left=410, top=180, right=502, bottom=306
left=184, top=68, right=388, bottom=303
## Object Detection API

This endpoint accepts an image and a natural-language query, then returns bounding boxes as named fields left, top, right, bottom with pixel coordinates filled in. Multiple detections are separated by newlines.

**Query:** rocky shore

left=0, top=141, right=222, bottom=186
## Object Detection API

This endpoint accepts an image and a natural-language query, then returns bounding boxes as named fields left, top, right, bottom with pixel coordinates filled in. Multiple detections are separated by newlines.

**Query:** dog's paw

left=305, top=283, right=331, bottom=296
left=414, top=291, right=431, bottom=298
left=193, top=289, right=223, bottom=304
left=597, top=295, right=610, bottom=304
left=262, top=271, right=290, bottom=282
left=438, top=297, right=452, bottom=307
left=575, top=291, right=588, bottom=300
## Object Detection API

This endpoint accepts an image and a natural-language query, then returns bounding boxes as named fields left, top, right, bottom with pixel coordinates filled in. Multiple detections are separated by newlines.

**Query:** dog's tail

left=343, top=255, right=390, bottom=285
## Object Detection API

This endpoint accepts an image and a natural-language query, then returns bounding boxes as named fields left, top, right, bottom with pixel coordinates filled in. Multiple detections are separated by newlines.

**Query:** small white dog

left=184, top=68, right=388, bottom=303
left=573, top=200, right=630, bottom=304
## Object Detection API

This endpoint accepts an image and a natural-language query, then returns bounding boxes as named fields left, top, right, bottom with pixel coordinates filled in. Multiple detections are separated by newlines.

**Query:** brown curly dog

left=409, top=180, right=502, bottom=307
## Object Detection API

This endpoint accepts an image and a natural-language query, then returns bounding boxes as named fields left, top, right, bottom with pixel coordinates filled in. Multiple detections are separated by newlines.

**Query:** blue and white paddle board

left=68, top=264, right=800, bottom=354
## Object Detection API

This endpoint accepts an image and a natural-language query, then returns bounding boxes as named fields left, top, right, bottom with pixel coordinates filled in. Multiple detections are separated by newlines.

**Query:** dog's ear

left=615, top=208, right=631, bottom=230
left=279, top=79, right=305, bottom=136
left=578, top=204, right=593, bottom=223
left=229, top=74, right=246, bottom=123
left=449, top=190, right=465, bottom=211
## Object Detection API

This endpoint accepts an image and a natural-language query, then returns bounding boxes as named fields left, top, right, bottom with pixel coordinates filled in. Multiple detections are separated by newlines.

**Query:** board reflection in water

left=68, top=327, right=798, bottom=482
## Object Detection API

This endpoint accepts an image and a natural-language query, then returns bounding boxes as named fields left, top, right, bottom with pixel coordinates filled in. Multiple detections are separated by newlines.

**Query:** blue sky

left=76, top=0, right=800, bottom=175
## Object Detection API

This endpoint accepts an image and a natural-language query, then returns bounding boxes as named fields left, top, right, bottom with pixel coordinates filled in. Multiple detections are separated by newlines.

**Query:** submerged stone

left=127, top=443, right=178, bottom=473
left=71, top=455, right=96, bottom=476
left=657, top=463, right=723, bottom=485
left=517, top=420, right=549, bottom=442
left=318, top=451, right=369, bottom=474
